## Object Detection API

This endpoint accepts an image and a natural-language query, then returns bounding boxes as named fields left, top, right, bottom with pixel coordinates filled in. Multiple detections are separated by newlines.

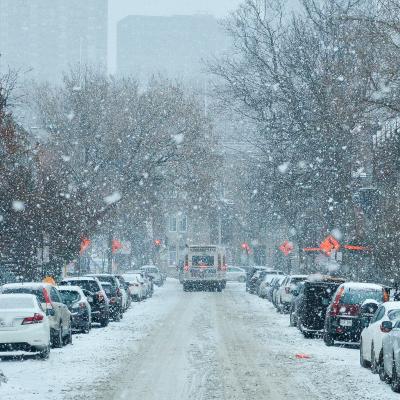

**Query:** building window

left=179, top=215, right=187, bottom=232
left=169, top=216, right=177, bottom=232
left=169, top=245, right=177, bottom=265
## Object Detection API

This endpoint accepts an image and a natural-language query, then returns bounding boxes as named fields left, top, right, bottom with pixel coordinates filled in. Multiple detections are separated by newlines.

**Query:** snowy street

left=0, top=279, right=397, bottom=400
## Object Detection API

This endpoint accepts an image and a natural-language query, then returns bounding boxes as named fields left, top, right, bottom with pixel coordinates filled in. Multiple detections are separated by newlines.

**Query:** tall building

left=0, top=0, right=108, bottom=82
left=117, top=14, right=229, bottom=83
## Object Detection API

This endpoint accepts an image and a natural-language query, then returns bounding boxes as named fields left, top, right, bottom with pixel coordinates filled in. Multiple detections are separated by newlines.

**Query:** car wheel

left=52, top=326, right=63, bottom=348
left=392, top=359, right=400, bottom=392
left=378, top=351, right=390, bottom=383
left=67, top=323, right=73, bottom=345
left=323, top=330, right=334, bottom=347
left=38, top=345, right=50, bottom=360
left=371, top=345, right=378, bottom=374
left=100, top=315, right=109, bottom=327
left=360, top=339, right=371, bottom=368
left=289, top=312, right=295, bottom=327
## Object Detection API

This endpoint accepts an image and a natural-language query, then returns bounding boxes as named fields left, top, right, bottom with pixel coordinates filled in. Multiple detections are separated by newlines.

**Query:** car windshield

left=0, top=297, right=35, bottom=309
left=341, top=289, right=383, bottom=305
left=2, top=288, right=46, bottom=303
left=101, top=284, right=112, bottom=296
left=59, top=291, right=81, bottom=304
left=62, top=280, right=99, bottom=293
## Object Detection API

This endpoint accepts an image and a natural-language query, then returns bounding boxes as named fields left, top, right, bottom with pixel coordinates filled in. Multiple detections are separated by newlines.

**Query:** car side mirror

left=46, top=308, right=55, bottom=316
left=381, top=321, right=393, bottom=333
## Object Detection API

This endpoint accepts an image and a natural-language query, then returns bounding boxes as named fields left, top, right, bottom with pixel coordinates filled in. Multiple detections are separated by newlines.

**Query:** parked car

left=257, top=272, right=278, bottom=299
left=122, top=273, right=147, bottom=301
left=289, top=281, right=305, bottom=327
left=58, top=286, right=92, bottom=333
left=140, top=266, right=163, bottom=286
left=360, top=301, right=400, bottom=379
left=249, top=269, right=270, bottom=294
left=271, top=275, right=287, bottom=306
left=99, top=282, right=122, bottom=321
left=115, top=275, right=132, bottom=310
left=276, top=275, right=308, bottom=313
left=60, top=277, right=109, bottom=327
left=324, top=282, right=390, bottom=345
left=86, top=274, right=124, bottom=319
left=0, top=294, right=51, bottom=359
left=246, top=266, right=266, bottom=292
left=226, top=266, right=246, bottom=282
left=295, top=276, right=345, bottom=338
left=130, top=270, right=154, bottom=298
left=382, top=319, right=400, bottom=391
left=1, top=282, right=72, bottom=348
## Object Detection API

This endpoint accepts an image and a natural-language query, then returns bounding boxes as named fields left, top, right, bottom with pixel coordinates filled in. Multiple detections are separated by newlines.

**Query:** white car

left=226, top=266, right=246, bottom=282
left=258, top=274, right=279, bottom=298
left=122, top=273, right=147, bottom=301
left=141, top=265, right=163, bottom=286
left=276, top=275, right=308, bottom=313
left=0, top=294, right=51, bottom=359
left=360, top=301, right=400, bottom=375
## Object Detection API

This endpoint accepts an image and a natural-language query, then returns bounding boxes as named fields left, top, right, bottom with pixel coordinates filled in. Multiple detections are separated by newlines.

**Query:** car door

left=363, top=306, right=385, bottom=360
left=50, top=286, right=70, bottom=333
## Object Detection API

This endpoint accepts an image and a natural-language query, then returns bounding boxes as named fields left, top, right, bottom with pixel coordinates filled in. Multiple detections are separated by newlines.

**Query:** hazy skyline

left=108, top=0, right=243, bottom=73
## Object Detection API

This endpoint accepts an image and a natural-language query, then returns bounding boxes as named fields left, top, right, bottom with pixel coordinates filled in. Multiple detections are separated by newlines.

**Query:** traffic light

left=241, top=242, right=250, bottom=254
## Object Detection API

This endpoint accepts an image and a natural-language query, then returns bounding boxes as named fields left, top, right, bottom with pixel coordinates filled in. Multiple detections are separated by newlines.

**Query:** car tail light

left=22, top=313, right=44, bottom=325
left=330, top=286, right=345, bottom=316
left=116, top=287, right=121, bottom=297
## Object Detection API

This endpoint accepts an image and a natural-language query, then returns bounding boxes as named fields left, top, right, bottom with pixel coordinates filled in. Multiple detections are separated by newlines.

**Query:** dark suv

left=86, top=274, right=123, bottom=320
left=324, top=282, right=389, bottom=346
left=246, top=267, right=265, bottom=292
left=60, top=277, right=110, bottom=327
left=295, top=276, right=346, bottom=338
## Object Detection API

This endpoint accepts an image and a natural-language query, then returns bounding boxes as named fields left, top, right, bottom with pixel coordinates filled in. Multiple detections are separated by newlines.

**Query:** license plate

left=340, top=319, right=353, bottom=327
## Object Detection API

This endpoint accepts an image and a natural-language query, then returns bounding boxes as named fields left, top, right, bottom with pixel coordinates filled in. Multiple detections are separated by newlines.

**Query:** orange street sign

left=320, top=235, right=340, bottom=256
left=112, top=239, right=123, bottom=253
left=279, top=241, right=294, bottom=256
left=80, top=237, right=91, bottom=255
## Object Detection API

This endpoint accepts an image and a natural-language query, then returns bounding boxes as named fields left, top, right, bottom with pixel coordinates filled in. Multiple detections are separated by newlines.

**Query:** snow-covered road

left=0, top=279, right=398, bottom=399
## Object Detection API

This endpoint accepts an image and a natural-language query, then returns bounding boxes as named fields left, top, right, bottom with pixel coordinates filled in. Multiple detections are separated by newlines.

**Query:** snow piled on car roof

left=341, top=282, right=384, bottom=290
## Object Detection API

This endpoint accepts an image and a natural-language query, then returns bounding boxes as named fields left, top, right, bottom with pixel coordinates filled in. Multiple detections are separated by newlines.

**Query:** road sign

left=279, top=241, right=294, bottom=256
left=320, top=235, right=340, bottom=256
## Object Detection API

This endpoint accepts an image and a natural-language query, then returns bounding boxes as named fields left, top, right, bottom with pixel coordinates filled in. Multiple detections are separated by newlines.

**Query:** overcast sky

left=107, top=0, right=300, bottom=73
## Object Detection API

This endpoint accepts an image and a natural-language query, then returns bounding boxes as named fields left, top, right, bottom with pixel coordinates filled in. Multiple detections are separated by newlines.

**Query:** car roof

left=340, top=282, right=383, bottom=290
left=62, top=276, right=98, bottom=281
left=2, top=282, right=53, bottom=290
left=0, top=293, right=38, bottom=301
left=383, top=301, right=400, bottom=310
left=100, top=281, right=112, bottom=286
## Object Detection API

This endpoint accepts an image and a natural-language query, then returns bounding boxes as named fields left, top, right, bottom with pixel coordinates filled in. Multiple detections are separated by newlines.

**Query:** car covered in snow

left=60, top=277, right=110, bottom=327
left=122, top=273, right=147, bottom=301
left=58, top=286, right=92, bottom=334
left=1, top=282, right=72, bottom=348
left=324, top=282, right=390, bottom=346
left=141, top=265, right=164, bottom=287
left=275, top=275, right=308, bottom=313
left=0, top=294, right=51, bottom=359
left=360, top=301, right=400, bottom=380
left=295, top=276, right=345, bottom=338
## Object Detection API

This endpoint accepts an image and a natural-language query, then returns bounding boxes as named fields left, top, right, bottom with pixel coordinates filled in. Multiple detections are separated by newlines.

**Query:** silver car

left=226, top=266, right=246, bottom=282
